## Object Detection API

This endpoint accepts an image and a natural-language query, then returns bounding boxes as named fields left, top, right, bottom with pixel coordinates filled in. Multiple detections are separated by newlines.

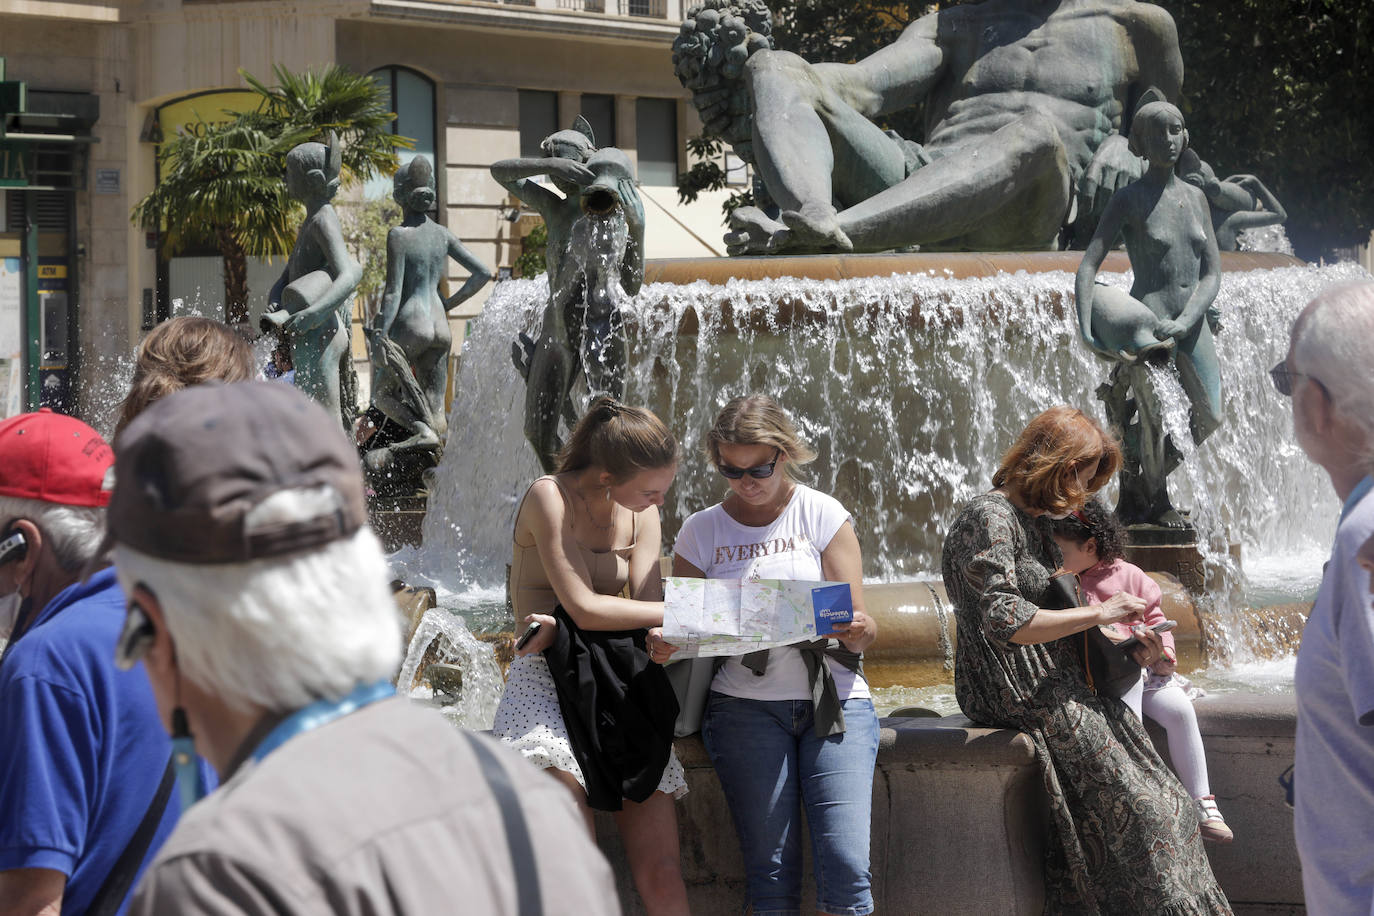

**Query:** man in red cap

left=0, top=409, right=207, bottom=916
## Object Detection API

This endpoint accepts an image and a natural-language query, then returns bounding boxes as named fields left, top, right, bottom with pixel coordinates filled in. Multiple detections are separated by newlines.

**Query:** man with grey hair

left=1276, top=280, right=1374, bottom=915
left=111, top=381, right=618, bottom=916
left=0, top=409, right=202, bottom=915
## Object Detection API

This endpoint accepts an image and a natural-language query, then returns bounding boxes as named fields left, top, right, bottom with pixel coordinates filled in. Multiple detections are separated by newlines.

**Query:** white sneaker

left=1194, top=795, right=1234, bottom=844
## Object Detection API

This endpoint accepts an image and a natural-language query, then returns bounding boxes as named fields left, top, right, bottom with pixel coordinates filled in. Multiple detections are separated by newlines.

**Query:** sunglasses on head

left=717, top=449, right=781, bottom=480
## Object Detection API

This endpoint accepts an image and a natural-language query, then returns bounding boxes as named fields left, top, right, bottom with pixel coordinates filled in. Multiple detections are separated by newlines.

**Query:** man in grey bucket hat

left=111, top=381, right=619, bottom=916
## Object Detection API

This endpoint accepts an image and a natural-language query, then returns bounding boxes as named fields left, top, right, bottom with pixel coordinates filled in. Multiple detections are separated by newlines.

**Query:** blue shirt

left=1295, top=476, right=1374, bottom=915
left=0, top=567, right=209, bottom=915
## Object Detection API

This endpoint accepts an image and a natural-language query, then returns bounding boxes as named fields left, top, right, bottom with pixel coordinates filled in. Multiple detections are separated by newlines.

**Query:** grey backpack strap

left=463, top=732, right=543, bottom=916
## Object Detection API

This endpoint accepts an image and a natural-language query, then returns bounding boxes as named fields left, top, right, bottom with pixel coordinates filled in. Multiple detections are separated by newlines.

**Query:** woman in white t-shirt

left=663, top=395, right=879, bottom=916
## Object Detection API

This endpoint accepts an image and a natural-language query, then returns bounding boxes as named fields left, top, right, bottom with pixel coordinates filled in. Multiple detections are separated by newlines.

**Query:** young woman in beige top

left=492, top=396, right=688, bottom=916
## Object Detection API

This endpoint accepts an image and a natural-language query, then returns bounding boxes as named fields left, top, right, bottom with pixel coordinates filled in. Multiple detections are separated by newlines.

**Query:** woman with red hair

left=941, top=406, right=1232, bottom=914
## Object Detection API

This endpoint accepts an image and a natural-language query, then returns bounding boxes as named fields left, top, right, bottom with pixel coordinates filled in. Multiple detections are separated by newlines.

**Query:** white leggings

left=1121, top=677, right=1211, bottom=799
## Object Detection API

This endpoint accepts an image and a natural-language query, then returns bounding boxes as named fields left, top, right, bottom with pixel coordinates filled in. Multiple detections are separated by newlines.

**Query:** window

left=365, top=67, right=436, bottom=201
left=635, top=98, right=678, bottom=186
left=579, top=94, right=615, bottom=150
left=519, top=90, right=558, bottom=158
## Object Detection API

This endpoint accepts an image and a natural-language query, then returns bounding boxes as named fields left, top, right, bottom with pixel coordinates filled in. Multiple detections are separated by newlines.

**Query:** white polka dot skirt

left=493, top=653, right=687, bottom=800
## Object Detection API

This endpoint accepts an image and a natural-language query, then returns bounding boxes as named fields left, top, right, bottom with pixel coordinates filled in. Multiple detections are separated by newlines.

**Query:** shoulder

left=952, top=493, right=1019, bottom=531
left=679, top=502, right=725, bottom=530
left=676, top=503, right=725, bottom=542
left=1115, top=558, right=1161, bottom=596
left=3, top=581, right=124, bottom=686
left=524, top=476, right=569, bottom=515
left=145, top=702, right=600, bottom=906
left=792, top=485, right=852, bottom=531
left=1123, top=0, right=1179, bottom=34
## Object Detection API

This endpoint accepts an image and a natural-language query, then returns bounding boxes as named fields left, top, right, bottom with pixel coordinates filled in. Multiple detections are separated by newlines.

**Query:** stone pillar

left=615, top=94, right=637, bottom=175
left=557, top=90, right=581, bottom=132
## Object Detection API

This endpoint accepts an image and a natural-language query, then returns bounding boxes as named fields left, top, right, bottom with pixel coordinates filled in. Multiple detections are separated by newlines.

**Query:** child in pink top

left=1051, top=500, right=1234, bottom=844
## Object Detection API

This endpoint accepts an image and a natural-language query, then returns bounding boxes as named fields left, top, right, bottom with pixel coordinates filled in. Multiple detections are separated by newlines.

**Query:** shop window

left=635, top=98, right=678, bottom=186
left=365, top=67, right=437, bottom=201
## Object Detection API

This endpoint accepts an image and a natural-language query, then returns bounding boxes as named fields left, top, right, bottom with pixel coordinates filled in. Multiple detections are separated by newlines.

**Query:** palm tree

left=131, top=64, right=410, bottom=326
left=244, top=64, right=410, bottom=186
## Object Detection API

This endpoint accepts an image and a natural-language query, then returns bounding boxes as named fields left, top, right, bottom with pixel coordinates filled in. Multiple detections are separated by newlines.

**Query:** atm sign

left=37, top=265, right=66, bottom=279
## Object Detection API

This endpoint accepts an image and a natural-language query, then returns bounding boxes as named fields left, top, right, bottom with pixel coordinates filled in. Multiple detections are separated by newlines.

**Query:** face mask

left=0, top=590, right=22, bottom=641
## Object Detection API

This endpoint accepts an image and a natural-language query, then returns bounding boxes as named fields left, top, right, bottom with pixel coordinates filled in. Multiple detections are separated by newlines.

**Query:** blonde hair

left=705, top=395, right=816, bottom=481
left=556, top=396, right=679, bottom=482
left=115, top=317, right=255, bottom=439
left=992, top=406, right=1121, bottom=515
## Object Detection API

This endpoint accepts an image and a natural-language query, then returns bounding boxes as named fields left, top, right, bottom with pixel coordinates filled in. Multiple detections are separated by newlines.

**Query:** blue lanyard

left=1341, top=475, right=1374, bottom=524
left=250, top=680, right=396, bottom=764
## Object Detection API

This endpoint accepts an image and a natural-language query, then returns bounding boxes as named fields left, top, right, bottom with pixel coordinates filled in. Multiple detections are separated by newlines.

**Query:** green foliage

left=339, top=196, right=402, bottom=320
left=131, top=63, right=410, bottom=323
left=241, top=64, right=410, bottom=186
left=514, top=222, right=548, bottom=279
left=131, top=116, right=303, bottom=261
left=677, top=0, right=1374, bottom=258
left=1172, top=0, right=1374, bottom=259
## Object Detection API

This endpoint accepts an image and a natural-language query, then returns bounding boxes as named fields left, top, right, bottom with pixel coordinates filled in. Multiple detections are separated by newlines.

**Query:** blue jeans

left=702, top=692, right=880, bottom=916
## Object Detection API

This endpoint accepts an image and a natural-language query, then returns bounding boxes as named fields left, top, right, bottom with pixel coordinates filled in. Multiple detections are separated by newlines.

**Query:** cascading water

left=405, top=257, right=1369, bottom=709
left=396, top=607, right=506, bottom=728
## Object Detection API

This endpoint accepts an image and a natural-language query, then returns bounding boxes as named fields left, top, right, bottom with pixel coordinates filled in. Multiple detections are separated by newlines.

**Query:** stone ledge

left=597, top=693, right=1302, bottom=915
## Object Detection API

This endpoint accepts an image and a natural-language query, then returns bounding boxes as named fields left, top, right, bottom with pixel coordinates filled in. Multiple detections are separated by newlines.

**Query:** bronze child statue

left=261, top=135, right=362, bottom=429
left=491, top=118, right=645, bottom=472
left=364, top=156, right=492, bottom=470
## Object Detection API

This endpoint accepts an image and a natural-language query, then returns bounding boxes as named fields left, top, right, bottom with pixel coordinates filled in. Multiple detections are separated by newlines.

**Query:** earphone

left=114, top=603, right=156, bottom=671
left=0, top=528, right=27, bottom=567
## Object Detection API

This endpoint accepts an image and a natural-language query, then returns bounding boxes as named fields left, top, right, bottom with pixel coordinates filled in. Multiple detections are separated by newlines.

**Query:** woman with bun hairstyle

left=669, top=395, right=879, bottom=916
left=492, top=396, right=688, bottom=916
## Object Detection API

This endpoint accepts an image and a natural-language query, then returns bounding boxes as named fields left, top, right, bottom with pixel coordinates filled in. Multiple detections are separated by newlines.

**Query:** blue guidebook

left=811, top=583, right=854, bottom=636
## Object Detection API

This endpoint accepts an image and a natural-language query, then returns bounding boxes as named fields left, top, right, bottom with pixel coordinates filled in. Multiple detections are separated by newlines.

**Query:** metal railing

left=549, top=0, right=668, bottom=17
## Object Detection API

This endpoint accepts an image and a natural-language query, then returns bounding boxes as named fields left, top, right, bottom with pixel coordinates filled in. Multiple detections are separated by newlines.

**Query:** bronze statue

left=1075, top=96, right=1222, bottom=529
left=1178, top=151, right=1288, bottom=253
left=364, top=156, right=492, bottom=472
left=673, top=0, right=1184, bottom=255
left=261, top=135, right=362, bottom=429
left=491, top=119, right=644, bottom=472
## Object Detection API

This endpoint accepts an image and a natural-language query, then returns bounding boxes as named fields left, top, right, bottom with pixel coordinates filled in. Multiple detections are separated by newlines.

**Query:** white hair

left=113, top=527, right=402, bottom=714
left=1292, top=280, right=1374, bottom=467
left=0, top=496, right=106, bottom=572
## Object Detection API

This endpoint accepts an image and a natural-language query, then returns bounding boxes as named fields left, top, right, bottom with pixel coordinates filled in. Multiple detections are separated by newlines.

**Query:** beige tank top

left=509, top=475, right=637, bottom=617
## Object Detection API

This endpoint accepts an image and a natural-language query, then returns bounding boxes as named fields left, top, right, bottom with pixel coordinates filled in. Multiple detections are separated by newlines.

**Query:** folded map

left=662, top=577, right=853, bottom=658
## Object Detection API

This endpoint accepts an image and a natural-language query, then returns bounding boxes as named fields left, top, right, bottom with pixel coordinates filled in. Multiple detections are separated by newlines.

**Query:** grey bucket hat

left=106, top=381, right=366, bottom=564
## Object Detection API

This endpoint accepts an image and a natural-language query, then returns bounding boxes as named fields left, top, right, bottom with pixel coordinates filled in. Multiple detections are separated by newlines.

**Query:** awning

left=639, top=185, right=731, bottom=260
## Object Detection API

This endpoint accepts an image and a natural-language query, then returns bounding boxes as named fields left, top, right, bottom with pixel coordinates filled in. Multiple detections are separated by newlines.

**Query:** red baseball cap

left=0, top=409, right=114, bottom=508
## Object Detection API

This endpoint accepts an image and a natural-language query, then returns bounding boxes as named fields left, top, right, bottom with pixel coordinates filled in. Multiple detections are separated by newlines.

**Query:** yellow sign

left=36, top=265, right=66, bottom=279
left=156, top=89, right=262, bottom=144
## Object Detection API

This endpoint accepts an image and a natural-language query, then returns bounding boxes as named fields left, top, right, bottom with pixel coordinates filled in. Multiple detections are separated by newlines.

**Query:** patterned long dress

left=941, top=493, right=1231, bottom=915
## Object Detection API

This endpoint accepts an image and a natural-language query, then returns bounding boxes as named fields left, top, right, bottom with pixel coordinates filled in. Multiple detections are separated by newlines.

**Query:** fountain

left=392, top=249, right=1364, bottom=704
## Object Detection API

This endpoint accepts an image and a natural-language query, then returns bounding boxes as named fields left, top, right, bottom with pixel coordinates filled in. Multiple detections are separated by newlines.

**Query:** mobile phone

left=514, top=621, right=542, bottom=651
left=1115, top=619, right=1177, bottom=651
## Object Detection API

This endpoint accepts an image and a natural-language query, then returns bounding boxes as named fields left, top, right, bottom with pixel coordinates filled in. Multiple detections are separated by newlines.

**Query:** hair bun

left=596, top=398, right=621, bottom=422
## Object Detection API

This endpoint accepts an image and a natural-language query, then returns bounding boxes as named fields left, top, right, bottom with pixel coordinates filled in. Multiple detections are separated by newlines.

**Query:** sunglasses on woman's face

left=717, top=449, right=781, bottom=480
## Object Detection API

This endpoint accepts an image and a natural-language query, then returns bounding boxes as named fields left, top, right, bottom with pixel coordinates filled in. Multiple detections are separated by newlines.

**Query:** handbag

left=664, top=656, right=720, bottom=737
left=1046, top=571, right=1140, bottom=698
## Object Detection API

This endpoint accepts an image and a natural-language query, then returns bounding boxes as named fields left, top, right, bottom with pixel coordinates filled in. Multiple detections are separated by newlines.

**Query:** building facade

left=0, top=0, right=727, bottom=427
